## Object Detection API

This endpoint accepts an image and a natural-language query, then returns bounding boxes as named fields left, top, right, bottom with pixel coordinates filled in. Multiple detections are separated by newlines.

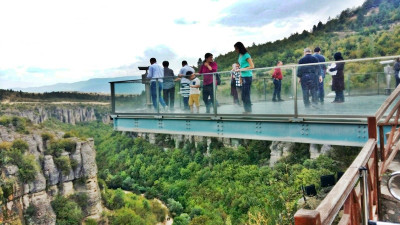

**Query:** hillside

left=215, top=0, right=400, bottom=70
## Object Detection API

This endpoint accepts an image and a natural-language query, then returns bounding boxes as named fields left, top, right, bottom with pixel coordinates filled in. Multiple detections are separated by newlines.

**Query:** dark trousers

left=273, top=79, right=281, bottom=100
left=396, top=73, right=400, bottom=87
left=335, top=90, right=345, bottom=102
left=242, top=77, right=252, bottom=112
left=163, top=87, right=175, bottom=109
left=202, top=84, right=214, bottom=113
left=318, top=79, right=324, bottom=102
left=150, top=82, right=166, bottom=110
left=300, top=74, right=318, bottom=106
left=183, top=97, right=189, bottom=110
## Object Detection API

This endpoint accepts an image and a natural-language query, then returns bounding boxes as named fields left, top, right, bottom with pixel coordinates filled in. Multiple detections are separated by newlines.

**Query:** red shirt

left=200, top=62, right=218, bottom=86
left=272, top=68, right=282, bottom=80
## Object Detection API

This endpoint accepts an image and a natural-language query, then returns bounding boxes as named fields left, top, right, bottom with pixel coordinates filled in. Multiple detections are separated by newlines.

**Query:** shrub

left=18, top=155, right=39, bottom=182
left=70, top=158, right=79, bottom=170
left=11, top=116, right=27, bottom=133
left=167, top=198, right=183, bottom=216
left=109, top=208, right=146, bottom=225
left=24, top=204, right=37, bottom=224
left=63, top=132, right=73, bottom=138
left=54, top=156, right=71, bottom=176
left=12, top=139, right=29, bottom=153
left=51, top=195, right=84, bottom=225
left=0, top=116, right=12, bottom=126
left=41, top=132, right=55, bottom=142
left=0, top=142, right=12, bottom=151
left=59, top=139, right=77, bottom=153
left=85, top=218, right=98, bottom=225
left=71, top=192, right=89, bottom=211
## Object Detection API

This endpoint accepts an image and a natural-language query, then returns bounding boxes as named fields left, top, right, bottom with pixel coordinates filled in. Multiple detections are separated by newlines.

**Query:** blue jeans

left=150, top=81, right=166, bottom=110
left=318, top=79, right=324, bottom=102
left=300, top=74, right=318, bottom=106
left=273, top=79, right=281, bottom=100
left=242, top=77, right=252, bottom=112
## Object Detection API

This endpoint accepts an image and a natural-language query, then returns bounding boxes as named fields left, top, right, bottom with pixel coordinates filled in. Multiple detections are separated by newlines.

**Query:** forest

left=0, top=89, right=110, bottom=102
left=43, top=120, right=361, bottom=225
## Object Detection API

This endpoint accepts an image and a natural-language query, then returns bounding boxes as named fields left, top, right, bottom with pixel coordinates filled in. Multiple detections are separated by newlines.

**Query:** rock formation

left=0, top=125, right=103, bottom=224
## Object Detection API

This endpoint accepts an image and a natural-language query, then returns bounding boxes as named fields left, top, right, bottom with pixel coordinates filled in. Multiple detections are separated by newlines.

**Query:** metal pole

left=264, top=78, right=267, bottom=101
left=213, top=73, right=218, bottom=115
left=110, top=82, right=115, bottom=113
left=156, top=79, right=160, bottom=114
left=360, top=166, right=369, bottom=225
left=293, top=66, right=298, bottom=118
left=378, top=73, right=380, bottom=95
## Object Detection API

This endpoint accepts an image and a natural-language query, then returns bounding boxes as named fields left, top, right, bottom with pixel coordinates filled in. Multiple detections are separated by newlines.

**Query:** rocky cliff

left=0, top=124, right=103, bottom=224
left=1, top=104, right=110, bottom=124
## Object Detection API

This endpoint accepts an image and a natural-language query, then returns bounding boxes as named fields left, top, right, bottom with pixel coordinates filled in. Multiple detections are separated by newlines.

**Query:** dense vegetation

left=44, top=120, right=361, bottom=224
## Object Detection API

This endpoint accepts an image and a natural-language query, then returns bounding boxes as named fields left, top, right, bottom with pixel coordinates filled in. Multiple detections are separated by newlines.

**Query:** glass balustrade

left=110, top=56, right=400, bottom=119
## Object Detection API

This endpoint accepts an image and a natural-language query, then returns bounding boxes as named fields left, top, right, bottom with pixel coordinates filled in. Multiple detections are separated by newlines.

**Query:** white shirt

left=179, top=65, right=194, bottom=84
left=147, top=63, right=164, bottom=82
left=190, top=78, right=200, bottom=95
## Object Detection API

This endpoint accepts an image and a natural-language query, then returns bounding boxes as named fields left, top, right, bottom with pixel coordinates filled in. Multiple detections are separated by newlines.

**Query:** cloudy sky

left=0, top=0, right=364, bottom=89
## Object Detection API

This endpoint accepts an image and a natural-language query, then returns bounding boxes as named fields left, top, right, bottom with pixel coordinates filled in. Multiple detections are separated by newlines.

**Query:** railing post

left=294, top=209, right=321, bottom=225
left=213, top=73, right=218, bottom=116
left=110, top=82, right=115, bottom=113
left=264, top=78, right=267, bottom=101
left=360, top=167, right=369, bottom=225
left=368, top=116, right=381, bottom=220
left=293, top=66, right=298, bottom=118
left=156, top=79, right=160, bottom=114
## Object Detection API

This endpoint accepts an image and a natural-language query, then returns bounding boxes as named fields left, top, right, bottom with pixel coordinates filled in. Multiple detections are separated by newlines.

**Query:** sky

left=0, top=0, right=365, bottom=89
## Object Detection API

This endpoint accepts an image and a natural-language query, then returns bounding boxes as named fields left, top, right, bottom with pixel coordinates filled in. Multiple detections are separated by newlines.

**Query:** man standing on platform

left=297, top=48, right=322, bottom=107
left=176, top=60, right=194, bottom=111
left=147, top=58, right=166, bottom=110
left=313, top=47, right=327, bottom=103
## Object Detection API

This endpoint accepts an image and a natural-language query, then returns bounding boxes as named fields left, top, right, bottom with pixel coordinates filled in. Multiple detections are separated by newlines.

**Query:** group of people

left=147, top=42, right=254, bottom=114
left=297, top=47, right=345, bottom=106
left=147, top=42, right=347, bottom=113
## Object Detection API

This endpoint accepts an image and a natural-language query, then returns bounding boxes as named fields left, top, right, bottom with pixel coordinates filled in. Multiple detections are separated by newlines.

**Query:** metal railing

left=294, top=86, right=400, bottom=225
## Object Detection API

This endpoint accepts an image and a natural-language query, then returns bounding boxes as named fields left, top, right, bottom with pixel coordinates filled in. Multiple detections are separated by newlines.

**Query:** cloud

left=174, top=18, right=198, bottom=25
left=217, top=0, right=362, bottom=27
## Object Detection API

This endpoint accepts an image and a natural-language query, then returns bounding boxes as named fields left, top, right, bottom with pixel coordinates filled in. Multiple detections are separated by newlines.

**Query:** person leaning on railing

left=234, top=42, right=254, bottom=114
left=147, top=58, right=167, bottom=110
left=199, top=53, right=218, bottom=114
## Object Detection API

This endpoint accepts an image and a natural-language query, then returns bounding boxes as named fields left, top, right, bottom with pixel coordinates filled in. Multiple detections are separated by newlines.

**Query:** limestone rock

left=81, top=140, right=98, bottom=178
left=43, top=155, right=60, bottom=186
left=61, top=182, right=75, bottom=197
left=29, top=191, right=57, bottom=225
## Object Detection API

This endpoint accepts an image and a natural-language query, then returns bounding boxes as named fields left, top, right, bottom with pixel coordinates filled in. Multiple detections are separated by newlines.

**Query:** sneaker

left=278, top=99, right=284, bottom=101
left=272, top=99, right=277, bottom=102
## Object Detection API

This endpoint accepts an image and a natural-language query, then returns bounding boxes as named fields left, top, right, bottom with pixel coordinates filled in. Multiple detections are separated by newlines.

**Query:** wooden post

left=294, top=209, right=321, bottom=225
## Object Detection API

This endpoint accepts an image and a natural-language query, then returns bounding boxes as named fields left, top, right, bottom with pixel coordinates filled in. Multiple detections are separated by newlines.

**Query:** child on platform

left=188, top=71, right=201, bottom=113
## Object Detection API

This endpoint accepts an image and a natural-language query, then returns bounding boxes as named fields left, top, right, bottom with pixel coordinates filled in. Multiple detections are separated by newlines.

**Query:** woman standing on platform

left=394, top=58, right=400, bottom=87
left=329, top=52, right=345, bottom=103
left=234, top=42, right=254, bottom=113
left=199, top=53, right=218, bottom=113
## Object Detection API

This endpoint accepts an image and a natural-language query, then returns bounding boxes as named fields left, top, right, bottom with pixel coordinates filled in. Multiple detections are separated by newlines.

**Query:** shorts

left=189, top=94, right=200, bottom=107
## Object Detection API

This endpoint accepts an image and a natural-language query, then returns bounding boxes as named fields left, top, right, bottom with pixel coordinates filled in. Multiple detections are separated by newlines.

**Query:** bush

left=70, top=158, right=78, bottom=170
left=12, top=139, right=29, bottom=153
left=41, top=132, right=55, bottom=142
left=24, top=204, right=37, bottom=224
left=0, top=142, right=12, bottom=151
left=51, top=195, right=84, bottom=225
left=109, top=208, right=146, bottom=225
left=11, top=116, right=27, bottom=133
left=85, top=218, right=97, bottom=225
left=59, top=139, right=77, bottom=153
left=63, top=132, right=73, bottom=138
left=0, top=116, right=12, bottom=126
left=18, top=155, right=39, bottom=182
left=151, top=200, right=167, bottom=222
left=167, top=198, right=183, bottom=216
left=54, top=156, right=71, bottom=176
left=71, top=192, right=89, bottom=211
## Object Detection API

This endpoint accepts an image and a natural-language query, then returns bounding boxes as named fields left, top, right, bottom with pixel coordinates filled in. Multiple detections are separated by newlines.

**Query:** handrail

left=295, top=77, right=400, bottom=225
left=109, top=55, right=400, bottom=83
left=294, top=139, right=378, bottom=225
